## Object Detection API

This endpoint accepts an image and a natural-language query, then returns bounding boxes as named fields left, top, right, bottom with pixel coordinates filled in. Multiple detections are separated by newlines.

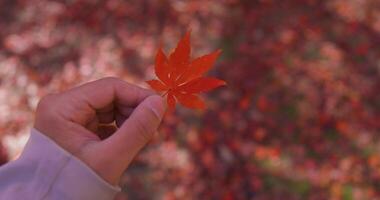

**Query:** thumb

left=103, top=95, right=165, bottom=165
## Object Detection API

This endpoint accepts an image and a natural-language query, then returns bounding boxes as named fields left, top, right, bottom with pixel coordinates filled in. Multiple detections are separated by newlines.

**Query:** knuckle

left=101, top=77, right=126, bottom=90
left=37, top=94, right=56, bottom=111
left=35, top=94, right=60, bottom=129
left=102, top=76, right=119, bottom=84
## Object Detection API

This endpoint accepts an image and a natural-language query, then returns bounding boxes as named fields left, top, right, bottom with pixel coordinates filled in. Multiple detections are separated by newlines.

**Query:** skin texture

left=34, top=77, right=166, bottom=185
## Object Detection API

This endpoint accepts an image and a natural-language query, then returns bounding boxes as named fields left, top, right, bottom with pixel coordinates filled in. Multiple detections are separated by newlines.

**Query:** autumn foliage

left=0, top=0, right=379, bottom=199
left=147, top=31, right=225, bottom=110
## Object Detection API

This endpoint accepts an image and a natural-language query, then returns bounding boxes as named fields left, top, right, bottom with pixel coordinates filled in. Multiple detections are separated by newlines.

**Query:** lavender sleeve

left=0, top=128, right=121, bottom=200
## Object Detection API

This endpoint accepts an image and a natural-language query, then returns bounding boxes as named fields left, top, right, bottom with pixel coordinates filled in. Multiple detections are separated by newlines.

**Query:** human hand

left=34, top=77, right=165, bottom=185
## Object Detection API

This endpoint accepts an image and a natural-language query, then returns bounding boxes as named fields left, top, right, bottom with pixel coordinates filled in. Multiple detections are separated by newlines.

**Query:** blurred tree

left=0, top=0, right=379, bottom=199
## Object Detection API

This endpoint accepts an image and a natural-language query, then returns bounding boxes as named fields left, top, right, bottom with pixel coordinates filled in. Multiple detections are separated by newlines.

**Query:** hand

left=34, top=77, right=165, bottom=185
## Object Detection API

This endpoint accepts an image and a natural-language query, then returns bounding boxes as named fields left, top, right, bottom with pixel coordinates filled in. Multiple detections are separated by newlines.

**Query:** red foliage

left=147, top=31, right=225, bottom=110
left=0, top=0, right=379, bottom=199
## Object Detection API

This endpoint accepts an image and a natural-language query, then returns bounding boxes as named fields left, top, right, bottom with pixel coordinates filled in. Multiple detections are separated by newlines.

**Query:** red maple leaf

left=146, top=31, right=226, bottom=111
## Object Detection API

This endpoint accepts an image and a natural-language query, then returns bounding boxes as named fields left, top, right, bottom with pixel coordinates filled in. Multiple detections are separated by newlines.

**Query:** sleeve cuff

left=20, top=128, right=121, bottom=200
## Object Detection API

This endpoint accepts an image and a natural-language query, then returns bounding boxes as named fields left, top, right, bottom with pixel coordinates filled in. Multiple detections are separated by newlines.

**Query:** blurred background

left=0, top=0, right=379, bottom=199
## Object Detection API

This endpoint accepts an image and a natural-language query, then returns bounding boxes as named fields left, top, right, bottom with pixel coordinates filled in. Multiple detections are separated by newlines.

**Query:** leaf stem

left=161, top=91, right=168, bottom=97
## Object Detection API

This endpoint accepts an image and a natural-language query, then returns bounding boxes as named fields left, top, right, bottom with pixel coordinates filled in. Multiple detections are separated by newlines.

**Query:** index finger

left=66, top=77, right=154, bottom=110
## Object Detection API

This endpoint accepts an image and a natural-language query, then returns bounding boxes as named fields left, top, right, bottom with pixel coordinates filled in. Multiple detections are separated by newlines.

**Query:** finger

left=96, top=102, right=114, bottom=113
left=67, top=77, right=154, bottom=110
left=96, top=102, right=115, bottom=124
left=116, top=105, right=134, bottom=116
left=115, top=106, right=134, bottom=127
left=101, top=95, right=165, bottom=166
left=115, top=112, right=127, bottom=128
left=97, top=124, right=117, bottom=140
left=86, top=117, right=99, bottom=132
left=97, top=111, right=115, bottom=124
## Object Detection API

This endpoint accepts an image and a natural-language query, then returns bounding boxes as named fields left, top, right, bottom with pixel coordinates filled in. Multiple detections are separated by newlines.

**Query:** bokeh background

left=0, top=0, right=379, bottom=199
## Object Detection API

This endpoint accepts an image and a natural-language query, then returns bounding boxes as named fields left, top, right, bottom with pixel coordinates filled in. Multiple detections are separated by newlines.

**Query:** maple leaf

left=146, top=31, right=226, bottom=111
